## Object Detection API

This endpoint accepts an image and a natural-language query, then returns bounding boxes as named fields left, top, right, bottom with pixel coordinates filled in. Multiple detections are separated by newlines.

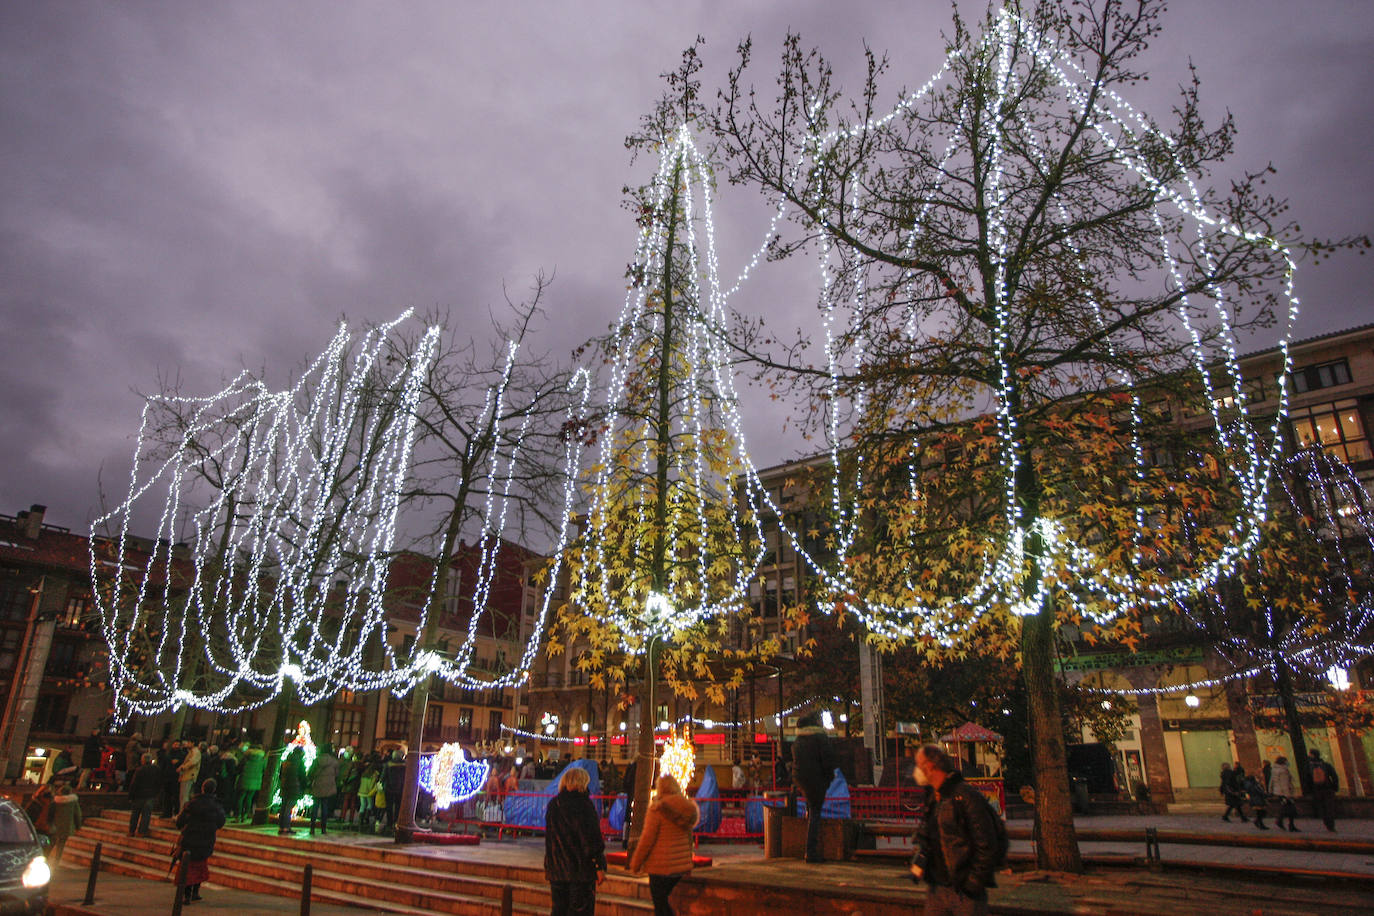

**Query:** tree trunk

left=1014, top=397, right=1081, bottom=872
left=627, top=153, right=684, bottom=852
left=1021, top=599, right=1082, bottom=872
left=1273, top=658, right=1312, bottom=794
left=1223, top=677, right=1261, bottom=775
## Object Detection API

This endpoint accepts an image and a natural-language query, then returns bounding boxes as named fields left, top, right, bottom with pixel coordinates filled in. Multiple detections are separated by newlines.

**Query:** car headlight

left=22, top=855, right=51, bottom=888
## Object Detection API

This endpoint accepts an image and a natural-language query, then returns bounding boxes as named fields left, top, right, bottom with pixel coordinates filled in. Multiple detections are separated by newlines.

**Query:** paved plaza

left=42, top=809, right=1374, bottom=915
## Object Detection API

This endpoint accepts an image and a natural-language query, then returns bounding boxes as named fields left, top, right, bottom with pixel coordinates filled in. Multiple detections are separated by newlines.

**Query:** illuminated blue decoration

left=417, top=744, right=490, bottom=810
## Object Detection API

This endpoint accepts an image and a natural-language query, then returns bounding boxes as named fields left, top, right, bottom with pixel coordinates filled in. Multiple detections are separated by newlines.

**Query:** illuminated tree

left=553, top=47, right=789, bottom=847
left=701, top=0, right=1363, bottom=869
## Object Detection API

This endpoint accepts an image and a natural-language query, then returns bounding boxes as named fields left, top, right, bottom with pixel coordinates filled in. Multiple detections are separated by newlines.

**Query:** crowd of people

left=1219, top=748, right=1341, bottom=832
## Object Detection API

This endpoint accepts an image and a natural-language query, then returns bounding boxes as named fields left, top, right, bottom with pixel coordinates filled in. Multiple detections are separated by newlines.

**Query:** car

left=0, top=797, right=49, bottom=916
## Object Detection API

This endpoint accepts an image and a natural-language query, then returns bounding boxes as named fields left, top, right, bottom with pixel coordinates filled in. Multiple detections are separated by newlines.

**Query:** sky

left=2, top=0, right=1372, bottom=537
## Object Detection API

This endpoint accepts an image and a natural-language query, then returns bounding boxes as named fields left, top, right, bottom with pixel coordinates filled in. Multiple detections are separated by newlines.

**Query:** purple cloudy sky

left=2, top=1, right=1371, bottom=535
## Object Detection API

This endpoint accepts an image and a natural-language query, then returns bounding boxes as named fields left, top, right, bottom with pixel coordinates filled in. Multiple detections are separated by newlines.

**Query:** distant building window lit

left=1289, top=399, right=1370, bottom=464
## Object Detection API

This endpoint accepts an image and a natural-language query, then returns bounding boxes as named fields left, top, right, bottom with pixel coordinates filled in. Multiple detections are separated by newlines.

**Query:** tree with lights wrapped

left=96, top=314, right=440, bottom=738
left=388, top=285, right=581, bottom=840
left=1188, top=445, right=1374, bottom=793
left=702, top=0, right=1365, bottom=869
left=553, top=49, right=791, bottom=850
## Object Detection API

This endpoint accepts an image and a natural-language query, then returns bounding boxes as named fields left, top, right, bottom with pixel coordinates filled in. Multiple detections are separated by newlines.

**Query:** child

left=1243, top=774, right=1268, bottom=830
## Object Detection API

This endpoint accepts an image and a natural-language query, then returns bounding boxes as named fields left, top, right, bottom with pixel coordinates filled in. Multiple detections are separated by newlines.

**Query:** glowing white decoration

left=1184, top=694, right=1201, bottom=708
left=1327, top=667, right=1351, bottom=691
left=93, top=313, right=441, bottom=723
left=659, top=725, right=696, bottom=790
left=418, top=744, right=489, bottom=810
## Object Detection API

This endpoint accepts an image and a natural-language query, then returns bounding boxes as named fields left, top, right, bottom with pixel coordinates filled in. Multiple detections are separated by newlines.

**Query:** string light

left=714, top=7, right=1304, bottom=643
left=93, top=312, right=441, bottom=723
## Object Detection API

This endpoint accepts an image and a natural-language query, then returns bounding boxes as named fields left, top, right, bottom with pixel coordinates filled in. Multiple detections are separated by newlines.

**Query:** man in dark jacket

left=127, top=752, right=161, bottom=837
left=544, top=766, right=606, bottom=915
left=913, top=744, right=998, bottom=915
left=383, top=747, right=406, bottom=831
left=790, top=711, right=840, bottom=863
left=1308, top=748, right=1340, bottom=832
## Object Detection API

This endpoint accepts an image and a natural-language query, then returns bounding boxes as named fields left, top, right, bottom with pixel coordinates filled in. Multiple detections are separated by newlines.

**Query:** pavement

left=41, top=810, right=1374, bottom=915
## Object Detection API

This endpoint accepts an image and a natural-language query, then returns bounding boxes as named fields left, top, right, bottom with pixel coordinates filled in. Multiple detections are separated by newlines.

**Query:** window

left=384, top=697, right=411, bottom=740
left=32, top=693, right=69, bottom=732
left=46, top=639, right=80, bottom=677
left=1290, top=359, right=1352, bottom=394
left=61, top=596, right=89, bottom=628
left=1290, top=399, right=1371, bottom=464
left=0, top=627, right=21, bottom=671
left=330, top=704, right=364, bottom=750
left=0, top=581, right=28, bottom=622
left=488, top=710, right=503, bottom=738
left=457, top=707, right=473, bottom=736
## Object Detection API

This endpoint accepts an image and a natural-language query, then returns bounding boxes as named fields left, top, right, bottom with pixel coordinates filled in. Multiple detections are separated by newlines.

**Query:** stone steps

left=66, top=814, right=654, bottom=915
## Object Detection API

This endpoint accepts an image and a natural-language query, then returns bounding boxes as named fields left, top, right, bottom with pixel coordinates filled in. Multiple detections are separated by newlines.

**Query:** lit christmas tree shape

left=93, top=313, right=441, bottom=723
left=563, top=126, right=770, bottom=656
left=417, top=744, right=490, bottom=810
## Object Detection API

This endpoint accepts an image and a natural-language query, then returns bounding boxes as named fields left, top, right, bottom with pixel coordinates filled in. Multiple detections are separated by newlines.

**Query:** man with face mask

left=911, top=744, right=998, bottom=915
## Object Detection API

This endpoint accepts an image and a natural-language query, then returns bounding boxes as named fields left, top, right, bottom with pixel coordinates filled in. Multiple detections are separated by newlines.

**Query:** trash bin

left=763, top=804, right=782, bottom=858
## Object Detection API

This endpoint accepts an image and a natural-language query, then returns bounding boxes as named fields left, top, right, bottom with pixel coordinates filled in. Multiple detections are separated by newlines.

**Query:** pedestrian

left=544, top=766, right=607, bottom=916
left=47, top=781, right=83, bottom=865
left=197, top=744, right=219, bottom=790
left=123, top=734, right=145, bottom=791
left=357, top=762, right=379, bottom=831
left=629, top=774, right=699, bottom=916
left=128, top=751, right=161, bottom=837
left=383, top=746, right=406, bottom=830
left=175, top=779, right=226, bottom=904
left=216, top=747, right=239, bottom=811
left=161, top=741, right=182, bottom=817
left=1307, top=749, right=1339, bottom=832
left=308, top=742, right=339, bottom=835
left=731, top=758, right=746, bottom=792
left=790, top=711, right=840, bottom=863
left=236, top=743, right=266, bottom=822
left=1269, top=755, right=1298, bottom=832
left=1242, top=773, right=1268, bottom=829
left=278, top=746, right=307, bottom=836
left=25, top=784, right=54, bottom=842
left=1219, top=762, right=1247, bottom=823
left=46, top=747, right=72, bottom=785
left=911, top=744, right=1000, bottom=916
left=620, top=757, right=638, bottom=850
left=177, top=742, right=202, bottom=810
left=336, top=746, right=359, bottom=827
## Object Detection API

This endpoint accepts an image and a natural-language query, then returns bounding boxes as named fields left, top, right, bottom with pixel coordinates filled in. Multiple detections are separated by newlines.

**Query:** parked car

left=0, top=797, right=49, bottom=915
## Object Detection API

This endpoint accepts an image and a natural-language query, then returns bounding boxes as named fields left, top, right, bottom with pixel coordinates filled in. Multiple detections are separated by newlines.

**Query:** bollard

left=500, top=884, right=513, bottom=916
left=170, top=857, right=188, bottom=916
left=83, top=841, right=101, bottom=905
left=300, top=862, right=313, bottom=916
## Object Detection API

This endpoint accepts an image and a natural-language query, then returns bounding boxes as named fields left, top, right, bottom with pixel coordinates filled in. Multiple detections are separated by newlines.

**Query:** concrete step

left=73, top=813, right=655, bottom=915
left=61, top=837, right=429, bottom=915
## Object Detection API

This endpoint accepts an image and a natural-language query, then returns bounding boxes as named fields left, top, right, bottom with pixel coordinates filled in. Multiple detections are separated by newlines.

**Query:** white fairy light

left=93, top=312, right=441, bottom=723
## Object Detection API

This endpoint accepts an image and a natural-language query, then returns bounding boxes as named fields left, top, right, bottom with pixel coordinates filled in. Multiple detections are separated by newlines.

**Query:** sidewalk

left=45, top=862, right=370, bottom=916
left=44, top=809, right=1374, bottom=915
